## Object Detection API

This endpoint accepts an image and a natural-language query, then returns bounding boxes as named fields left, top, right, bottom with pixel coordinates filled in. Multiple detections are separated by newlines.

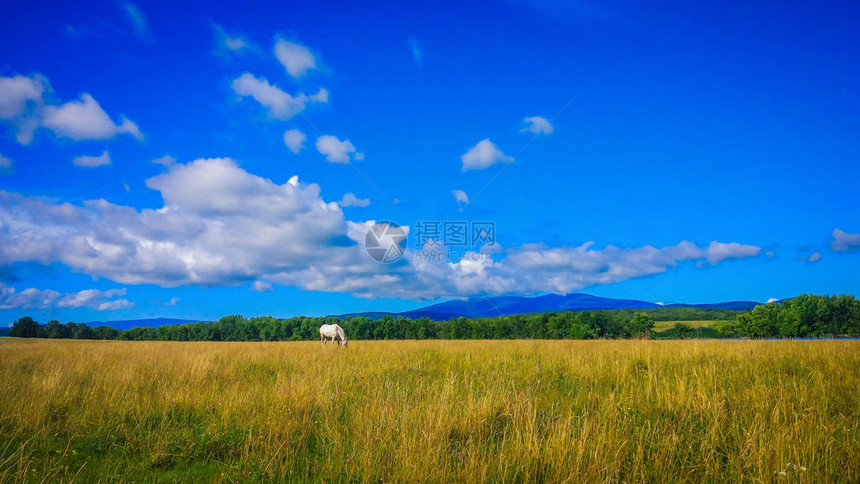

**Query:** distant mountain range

left=82, top=318, right=203, bottom=330
left=336, top=293, right=762, bottom=321
left=2, top=294, right=760, bottom=332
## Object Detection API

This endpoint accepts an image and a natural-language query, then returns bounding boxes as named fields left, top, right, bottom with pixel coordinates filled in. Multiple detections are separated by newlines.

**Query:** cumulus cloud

left=316, top=135, right=360, bottom=163
left=42, top=93, right=142, bottom=141
left=0, top=74, right=143, bottom=144
left=452, top=189, right=469, bottom=205
left=0, top=153, right=12, bottom=174
left=274, top=38, right=318, bottom=78
left=73, top=150, right=111, bottom=168
left=231, top=73, right=327, bottom=120
left=211, top=23, right=254, bottom=56
left=0, top=158, right=763, bottom=299
left=461, top=139, right=513, bottom=171
left=283, top=129, right=306, bottom=154
left=120, top=1, right=153, bottom=42
left=0, top=283, right=131, bottom=310
left=831, top=228, right=860, bottom=252
left=252, top=280, right=274, bottom=292
left=339, top=193, right=370, bottom=207
left=0, top=158, right=346, bottom=287
left=767, top=297, right=779, bottom=303
left=522, top=116, right=554, bottom=134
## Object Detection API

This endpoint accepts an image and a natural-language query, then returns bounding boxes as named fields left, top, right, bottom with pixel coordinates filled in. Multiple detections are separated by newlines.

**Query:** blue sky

left=1, top=0, right=858, bottom=324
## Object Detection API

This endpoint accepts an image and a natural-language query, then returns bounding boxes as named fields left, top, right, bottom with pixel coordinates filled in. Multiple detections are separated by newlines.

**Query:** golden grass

left=0, top=338, right=858, bottom=483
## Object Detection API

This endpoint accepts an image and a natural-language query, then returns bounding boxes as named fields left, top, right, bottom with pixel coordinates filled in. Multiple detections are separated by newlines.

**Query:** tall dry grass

left=0, top=338, right=858, bottom=483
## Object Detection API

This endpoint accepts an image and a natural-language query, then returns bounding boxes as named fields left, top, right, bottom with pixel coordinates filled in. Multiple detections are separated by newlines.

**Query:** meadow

left=1, top=338, right=858, bottom=483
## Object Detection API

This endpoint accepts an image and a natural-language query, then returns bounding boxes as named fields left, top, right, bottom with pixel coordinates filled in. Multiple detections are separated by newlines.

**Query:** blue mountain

left=338, top=293, right=761, bottom=320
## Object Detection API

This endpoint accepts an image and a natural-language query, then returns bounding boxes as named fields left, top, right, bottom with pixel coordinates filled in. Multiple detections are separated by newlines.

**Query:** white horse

left=319, top=324, right=348, bottom=347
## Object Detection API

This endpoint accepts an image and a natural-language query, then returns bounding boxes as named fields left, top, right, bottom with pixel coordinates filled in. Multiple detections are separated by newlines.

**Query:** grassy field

left=1, top=339, right=858, bottom=483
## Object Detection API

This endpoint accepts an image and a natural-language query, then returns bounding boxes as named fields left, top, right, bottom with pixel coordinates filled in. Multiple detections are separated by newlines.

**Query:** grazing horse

left=319, top=324, right=348, bottom=347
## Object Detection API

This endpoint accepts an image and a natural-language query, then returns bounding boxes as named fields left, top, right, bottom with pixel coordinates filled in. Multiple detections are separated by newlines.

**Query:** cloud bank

left=0, top=158, right=763, bottom=300
left=0, top=283, right=132, bottom=311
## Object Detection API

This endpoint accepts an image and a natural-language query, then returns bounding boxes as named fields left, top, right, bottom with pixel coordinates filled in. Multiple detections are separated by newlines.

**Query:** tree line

left=732, top=294, right=860, bottom=338
left=7, top=295, right=857, bottom=341
left=8, top=310, right=665, bottom=341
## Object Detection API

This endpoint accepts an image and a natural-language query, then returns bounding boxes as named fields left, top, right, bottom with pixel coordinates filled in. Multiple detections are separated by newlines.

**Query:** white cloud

left=705, top=241, right=761, bottom=265
left=151, top=154, right=176, bottom=166
left=211, top=23, right=254, bottom=55
left=274, top=38, right=318, bottom=78
left=0, top=284, right=61, bottom=310
left=98, top=299, right=134, bottom=311
left=0, top=74, right=143, bottom=144
left=767, top=297, right=779, bottom=303
left=231, top=73, right=327, bottom=120
left=42, top=93, right=142, bottom=141
left=121, top=1, right=153, bottom=42
left=831, top=228, right=860, bottom=252
left=0, top=283, right=131, bottom=310
left=0, top=74, right=49, bottom=144
left=57, top=288, right=126, bottom=308
left=408, top=38, right=423, bottom=67
left=808, top=252, right=822, bottom=262
left=452, top=189, right=469, bottom=205
left=0, top=153, right=12, bottom=174
left=73, top=150, right=111, bottom=168
left=309, top=88, right=329, bottom=103
left=461, top=139, right=513, bottom=171
left=316, top=135, right=358, bottom=163
left=339, top=193, right=370, bottom=207
left=0, top=158, right=764, bottom=300
left=0, top=74, right=46, bottom=119
left=252, top=280, right=274, bottom=292
left=283, top=129, right=306, bottom=154
left=522, top=116, right=554, bottom=135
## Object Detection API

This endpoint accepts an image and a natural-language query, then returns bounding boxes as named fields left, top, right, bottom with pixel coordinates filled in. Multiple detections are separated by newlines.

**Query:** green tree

left=45, top=320, right=71, bottom=339
left=9, top=317, right=41, bottom=338
left=628, top=313, right=655, bottom=339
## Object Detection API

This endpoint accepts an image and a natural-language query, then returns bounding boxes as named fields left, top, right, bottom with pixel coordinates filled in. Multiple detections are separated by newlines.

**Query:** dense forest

left=7, top=294, right=859, bottom=341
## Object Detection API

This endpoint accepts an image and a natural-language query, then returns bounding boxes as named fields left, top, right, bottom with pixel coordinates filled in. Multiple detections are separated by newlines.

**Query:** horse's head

left=341, top=339, right=348, bottom=348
